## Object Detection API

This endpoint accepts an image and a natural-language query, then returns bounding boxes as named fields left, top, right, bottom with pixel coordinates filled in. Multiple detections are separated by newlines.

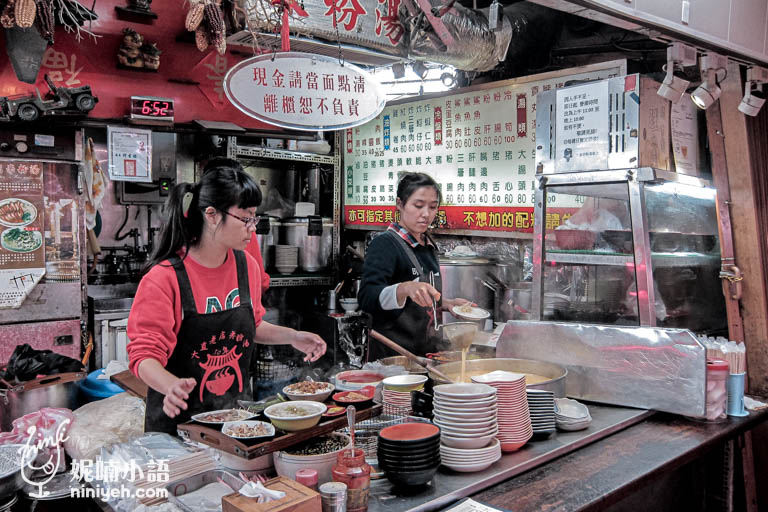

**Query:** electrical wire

left=114, top=206, right=131, bottom=241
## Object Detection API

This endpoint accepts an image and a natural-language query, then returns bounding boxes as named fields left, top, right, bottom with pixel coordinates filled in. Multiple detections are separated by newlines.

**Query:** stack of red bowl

left=377, top=423, right=441, bottom=487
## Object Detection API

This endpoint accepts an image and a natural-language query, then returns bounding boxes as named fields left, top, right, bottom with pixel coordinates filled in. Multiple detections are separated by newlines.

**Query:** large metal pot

left=0, top=372, right=85, bottom=431
left=0, top=444, right=26, bottom=497
left=498, top=282, right=532, bottom=321
left=281, top=216, right=333, bottom=272
left=427, top=358, right=567, bottom=397
left=439, top=256, right=495, bottom=318
left=254, top=216, right=281, bottom=271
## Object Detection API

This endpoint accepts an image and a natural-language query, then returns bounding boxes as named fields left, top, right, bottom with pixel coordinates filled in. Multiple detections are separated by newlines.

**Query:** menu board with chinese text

left=343, top=60, right=626, bottom=234
left=0, top=161, right=45, bottom=308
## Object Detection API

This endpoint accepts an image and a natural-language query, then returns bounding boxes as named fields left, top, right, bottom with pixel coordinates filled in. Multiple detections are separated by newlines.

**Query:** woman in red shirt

left=127, top=158, right=325, bottom=434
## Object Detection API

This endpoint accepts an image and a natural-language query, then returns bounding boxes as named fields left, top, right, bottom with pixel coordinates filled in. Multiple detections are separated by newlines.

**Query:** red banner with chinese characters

left=344, top=205, right=580, bottom=233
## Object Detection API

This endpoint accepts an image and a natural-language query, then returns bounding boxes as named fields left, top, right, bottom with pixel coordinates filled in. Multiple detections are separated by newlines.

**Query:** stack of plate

left=554, top=398, right=592, bottom=431
left=526, top=389, right=556, bottom=438
left=382, top=375, right=427, bottom=414
left=377, top=423, right=441, bottom=487
left=471, top=371, right=532, bottom=452
left=432, top=383, right=500, bottom=472
left=439, top=438, right=502, bottom=473
left=382, top=389, right=413, bottom=413
left=275, top=245, right=299, bottom=274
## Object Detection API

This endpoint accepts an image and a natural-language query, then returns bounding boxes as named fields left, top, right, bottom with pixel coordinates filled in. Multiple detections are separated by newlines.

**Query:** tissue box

left=222, top=477, right=321, bottom=512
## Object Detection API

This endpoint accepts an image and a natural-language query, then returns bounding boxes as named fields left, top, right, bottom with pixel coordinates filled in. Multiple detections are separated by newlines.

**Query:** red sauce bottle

left=331, top=448, right=371, bottom=512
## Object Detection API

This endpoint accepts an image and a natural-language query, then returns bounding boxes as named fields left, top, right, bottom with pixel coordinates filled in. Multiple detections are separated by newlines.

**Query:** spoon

left=346, top=405, right=356, bottom=455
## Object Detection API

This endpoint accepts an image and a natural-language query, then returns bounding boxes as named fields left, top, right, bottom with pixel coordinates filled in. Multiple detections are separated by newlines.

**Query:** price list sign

left=343, top=60, right=626, bottom=233
left=0, top=161, right=46, bottom=308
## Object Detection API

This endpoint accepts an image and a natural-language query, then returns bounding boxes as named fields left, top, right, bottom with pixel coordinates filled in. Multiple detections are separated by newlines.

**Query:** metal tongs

left=429, top=271, right=441, bottom=331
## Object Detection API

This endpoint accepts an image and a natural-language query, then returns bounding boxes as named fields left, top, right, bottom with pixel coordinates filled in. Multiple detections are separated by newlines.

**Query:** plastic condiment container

left=706, top=358, right=729, bottom=421
left=331, top=448, right=370, bottom=512
left=295, top=469, right=318, bottom=491
left=319, top=481, right=347, bottom=512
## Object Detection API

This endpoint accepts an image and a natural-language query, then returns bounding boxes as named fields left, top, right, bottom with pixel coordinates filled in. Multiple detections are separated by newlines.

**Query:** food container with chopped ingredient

left=273, top=432, right=352, bottom=485
left=166, top=470, right=245, bottom=512
left=282, top=381, right=335, bottom=402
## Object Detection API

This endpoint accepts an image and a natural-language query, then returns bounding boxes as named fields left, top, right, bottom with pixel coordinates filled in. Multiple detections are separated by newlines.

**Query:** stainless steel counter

left=367, top=404, right=654, bottom=512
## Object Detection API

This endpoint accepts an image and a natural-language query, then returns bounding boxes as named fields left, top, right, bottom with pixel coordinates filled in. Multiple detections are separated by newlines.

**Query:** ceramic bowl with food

left=382, top=374, right=428, bottom=392
left=191, top=408, right=256, bottom=425
left=264, top=401, right=327, bottom=432
left=221, top=420, right=275, bottom=441
left=333, top=386, right=375, bottom=409
left=282, top=381, right=335, bottom=402
left=339, top=298, right=359, bottom=312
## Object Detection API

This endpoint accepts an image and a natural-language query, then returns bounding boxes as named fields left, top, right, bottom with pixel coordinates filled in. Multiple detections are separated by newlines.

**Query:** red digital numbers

left=136, top=99, right=172, bottom=117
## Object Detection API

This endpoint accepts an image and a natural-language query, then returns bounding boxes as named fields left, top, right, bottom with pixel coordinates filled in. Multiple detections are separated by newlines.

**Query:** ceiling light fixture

left=738, top=65, right=768, bottom=117
left=657, top=42, right=697, bottom=103
left=391, top=62, right=406, bottom=79
left=411, top=61, right=429, bottom=80
left=691, top=52, right=727, bottom=110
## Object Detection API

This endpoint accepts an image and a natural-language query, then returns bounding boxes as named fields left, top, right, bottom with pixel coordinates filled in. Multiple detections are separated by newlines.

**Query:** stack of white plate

left=439, top=438, right=502, bottom=473
left=527, top=389, right=556, bottom=437
left=432, top=383, right=500, bottom=471
left=471, top=371, right=532, bottom=452
left=554, top=398, right=592, bottom=431
left=382, top=389, right=413, bottom=413
left=275, top=245, right=299, bottom=274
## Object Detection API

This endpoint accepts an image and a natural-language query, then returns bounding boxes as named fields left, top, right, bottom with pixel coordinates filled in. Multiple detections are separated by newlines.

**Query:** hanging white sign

left=107, top=126, right=153, bottom=183
left=224, top=52, right=387, bottom=131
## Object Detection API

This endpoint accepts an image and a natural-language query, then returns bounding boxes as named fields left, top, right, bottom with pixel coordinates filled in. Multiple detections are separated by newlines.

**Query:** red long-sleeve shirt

left=127, top=249, right=266, bottom=377
left=245, top=234, right=270, bottom=292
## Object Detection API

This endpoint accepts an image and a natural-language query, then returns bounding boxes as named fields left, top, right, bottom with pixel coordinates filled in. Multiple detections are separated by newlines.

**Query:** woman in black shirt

left=359, top=173, right=470, bottom=361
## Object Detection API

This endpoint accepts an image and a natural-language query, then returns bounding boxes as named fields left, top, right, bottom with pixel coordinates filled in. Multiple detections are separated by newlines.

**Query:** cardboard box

left=222, top=476, right=321, bottom=512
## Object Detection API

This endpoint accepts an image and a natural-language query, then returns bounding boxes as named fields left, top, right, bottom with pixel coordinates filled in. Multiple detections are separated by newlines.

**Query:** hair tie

left=182, top=191, right=194, bottom=218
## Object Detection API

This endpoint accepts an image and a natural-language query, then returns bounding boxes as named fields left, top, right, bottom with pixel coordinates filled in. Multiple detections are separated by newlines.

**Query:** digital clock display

left=130, top=96, right=174, bottom=121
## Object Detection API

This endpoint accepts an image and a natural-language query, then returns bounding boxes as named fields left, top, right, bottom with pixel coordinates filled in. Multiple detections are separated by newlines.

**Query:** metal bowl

left=427, top=358, right=567, bottom=397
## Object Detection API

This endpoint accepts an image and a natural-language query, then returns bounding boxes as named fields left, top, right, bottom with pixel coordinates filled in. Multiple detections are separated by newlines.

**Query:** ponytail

left=142, top=158, right=261, bottom=275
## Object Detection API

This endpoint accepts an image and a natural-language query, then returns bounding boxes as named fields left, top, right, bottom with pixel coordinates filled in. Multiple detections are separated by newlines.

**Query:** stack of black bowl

left=377, top=423, right=441, bottom=487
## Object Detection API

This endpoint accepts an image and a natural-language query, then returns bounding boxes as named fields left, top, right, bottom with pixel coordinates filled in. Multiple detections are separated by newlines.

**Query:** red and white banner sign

left=224, top=52, right=386, bottom=131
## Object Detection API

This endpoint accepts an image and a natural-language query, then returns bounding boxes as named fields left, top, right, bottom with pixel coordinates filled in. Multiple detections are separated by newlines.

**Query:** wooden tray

left=177, top=403, right=382, bottom=459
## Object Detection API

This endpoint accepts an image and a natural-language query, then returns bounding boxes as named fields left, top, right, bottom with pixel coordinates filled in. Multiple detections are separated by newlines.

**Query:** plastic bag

left=64, top=393, right=145, bottom=461
left=0, top=344, right=83, bottom=383
left=261, top=188, right=295, bottom=219
left=0, top=407, right=74, bottom=462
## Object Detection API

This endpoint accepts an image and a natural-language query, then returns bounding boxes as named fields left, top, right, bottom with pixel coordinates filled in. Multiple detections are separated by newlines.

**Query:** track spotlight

left=411, top=61, right=428, bottom=79
left=391, top=62, right=406, bottom=79
left=440, top=72, right=456, bottom=88
left=657, top=42, right=696, bottom=102
left=691, top=52, right=727, bottom=110
left=738, top=66, right=768, bottom=117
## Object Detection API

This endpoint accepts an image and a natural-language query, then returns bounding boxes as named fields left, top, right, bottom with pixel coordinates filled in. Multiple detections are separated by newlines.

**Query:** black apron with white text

left=367, top=231, right=443, bottom=362
left=144, top=250, right=256, bottom=434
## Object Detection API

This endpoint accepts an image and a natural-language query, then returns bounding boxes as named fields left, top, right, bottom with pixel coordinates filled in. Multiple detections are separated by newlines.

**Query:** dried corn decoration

left=14, top=0, right=35, bottom=27
left=1, top=0, right=16, bottom=28
left=186, top=0, right=227, bottom=55
left=33, top=0, right=54, bottom=43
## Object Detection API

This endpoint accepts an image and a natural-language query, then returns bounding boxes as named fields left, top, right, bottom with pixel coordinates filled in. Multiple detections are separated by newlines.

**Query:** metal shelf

left=545, top=251, right=633, bottom=266
left=233, top=145, right=337, bottom=165
left=651, top=252, right=720, bottom=267
left=269, top=274, right=334, bottom=287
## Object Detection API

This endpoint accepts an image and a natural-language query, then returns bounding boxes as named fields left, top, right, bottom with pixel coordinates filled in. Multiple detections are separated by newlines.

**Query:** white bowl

left=440, top=432, right=498, bottom=449
left=191, top=408, right=256, bottom=425
left=221, top=420, right=275, bottom=441
left=264, top=401, right=327, bottom=431
left=441, top=455, right=500, bottom=473
left=382, top=374, right=428, bottom=391
left=433, top=396, right=497, bottom=408
left=282, top=381, right=335, bottom=402
left=440, top=438, right=500, bottom=456
left=471, top=370, right=526, bottom=384
left=433, top=383, right=497, bottom=399
left=273, top=432, right=351, bottom=484
left=339, top=299, right=358, bottom=312
left=432, top=416, right=497, bottom=430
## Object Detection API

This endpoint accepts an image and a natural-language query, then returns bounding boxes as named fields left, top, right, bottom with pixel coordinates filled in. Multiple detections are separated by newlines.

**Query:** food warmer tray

left=177, top=403, right=382, bottom=459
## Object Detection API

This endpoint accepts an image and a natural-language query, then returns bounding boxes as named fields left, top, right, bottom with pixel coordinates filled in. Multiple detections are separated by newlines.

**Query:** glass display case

left=531, top=168, right=726, bottom=333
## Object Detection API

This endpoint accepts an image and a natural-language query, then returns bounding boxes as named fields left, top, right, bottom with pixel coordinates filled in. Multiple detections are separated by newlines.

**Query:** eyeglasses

left=222, top=210, right=259, bottom=228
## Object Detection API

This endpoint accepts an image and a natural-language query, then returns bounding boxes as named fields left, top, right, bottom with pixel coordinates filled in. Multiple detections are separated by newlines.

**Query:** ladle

left=369, top=329, right=455, bottom=383
left=346, top=405, right=355, bottom=455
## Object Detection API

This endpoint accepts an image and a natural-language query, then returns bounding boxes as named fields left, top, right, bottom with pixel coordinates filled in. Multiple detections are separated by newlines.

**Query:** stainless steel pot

left=281, top=216, right=333, bottom=272
left=439, top=256, right=495, bottom=316
left=428, top=358, right=567, bottom=397
left=254, top=216, right=281, bottom=271
left=0, top=372, right=85, bottom=431
left=0, top=444, right=25, bottom=498
left=498, top=282, right=532, bottom=321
